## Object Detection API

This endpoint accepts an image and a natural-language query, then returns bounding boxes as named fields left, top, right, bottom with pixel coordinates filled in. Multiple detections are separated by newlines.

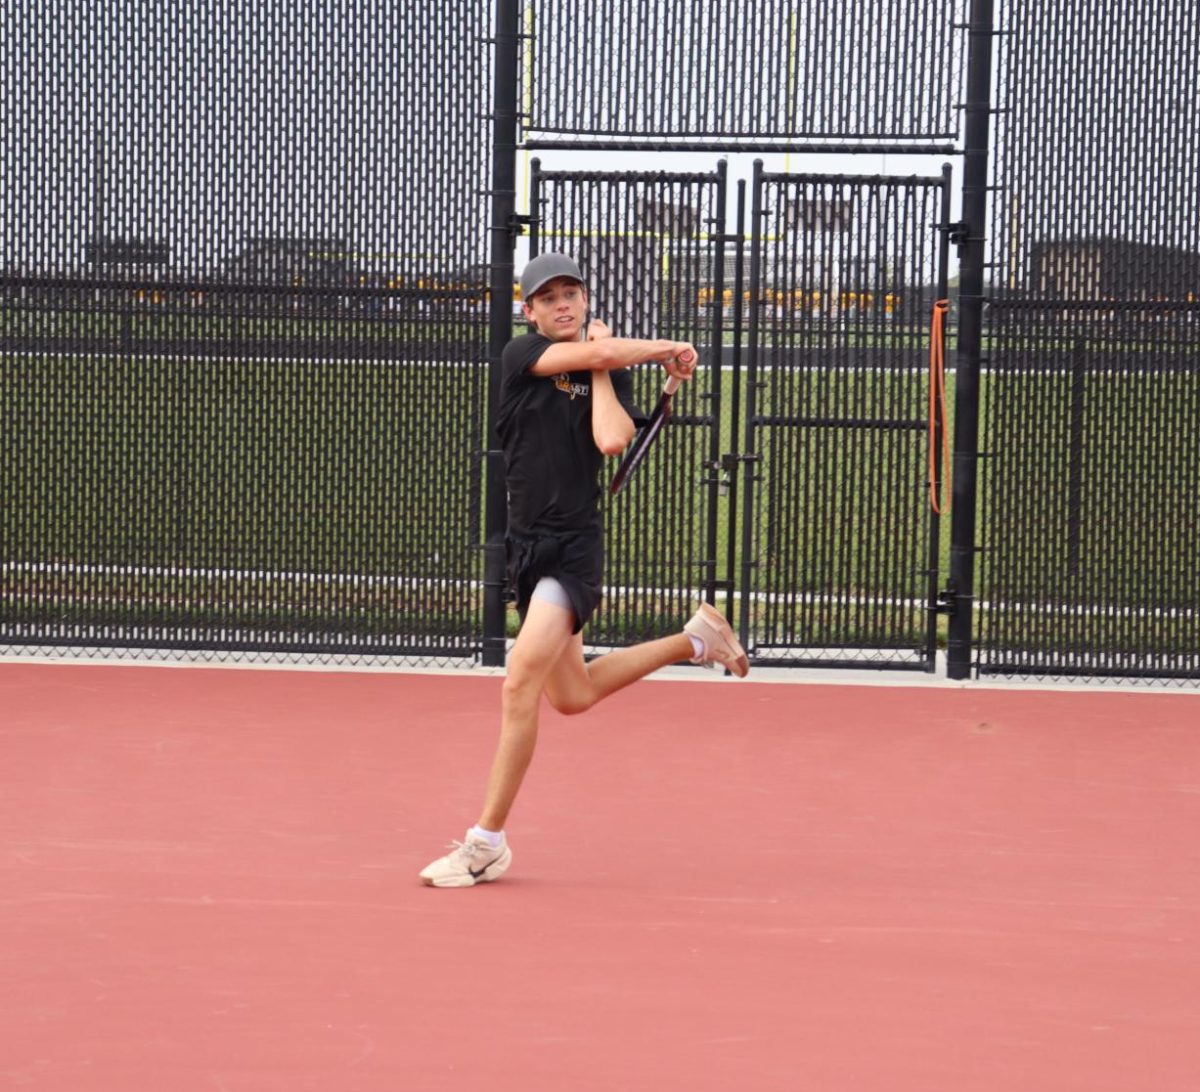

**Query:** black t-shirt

left=497, top=332, right=642, bottom=536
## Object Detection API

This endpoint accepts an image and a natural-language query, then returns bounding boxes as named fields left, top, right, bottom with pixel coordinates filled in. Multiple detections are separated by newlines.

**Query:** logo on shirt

left=553, top=374, right=590, bottom=400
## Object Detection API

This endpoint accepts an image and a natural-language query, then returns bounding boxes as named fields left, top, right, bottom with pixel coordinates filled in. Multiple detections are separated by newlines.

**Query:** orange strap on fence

left=928, top=299, right=950, bottom=514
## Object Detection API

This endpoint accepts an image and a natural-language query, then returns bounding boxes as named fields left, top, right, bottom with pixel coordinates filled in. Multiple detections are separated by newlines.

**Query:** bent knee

left=544, top=687, right=597, bottom=717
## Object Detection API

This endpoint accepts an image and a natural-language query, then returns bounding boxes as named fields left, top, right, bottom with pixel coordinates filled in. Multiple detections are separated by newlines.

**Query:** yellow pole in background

left=517, top=2, right=535, bottom=224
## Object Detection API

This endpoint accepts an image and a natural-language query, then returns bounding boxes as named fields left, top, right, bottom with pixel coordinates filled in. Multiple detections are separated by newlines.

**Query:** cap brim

left=523, top=273, right=584, bottom=300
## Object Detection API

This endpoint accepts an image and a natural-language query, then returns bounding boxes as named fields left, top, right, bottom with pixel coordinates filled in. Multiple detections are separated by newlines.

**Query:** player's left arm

left=587, top=319, right=636, bottom=456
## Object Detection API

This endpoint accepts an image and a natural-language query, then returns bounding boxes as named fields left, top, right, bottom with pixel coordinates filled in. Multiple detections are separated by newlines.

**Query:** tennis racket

left=609, top=350, right=694, bottom=495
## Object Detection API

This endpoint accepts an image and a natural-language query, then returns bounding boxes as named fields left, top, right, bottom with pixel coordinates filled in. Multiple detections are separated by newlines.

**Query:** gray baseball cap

left=519, top=252, right=584, bottom=300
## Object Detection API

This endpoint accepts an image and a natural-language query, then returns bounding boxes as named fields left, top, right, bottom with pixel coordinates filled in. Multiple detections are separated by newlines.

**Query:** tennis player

left=419, top=252, right=748, bottom=888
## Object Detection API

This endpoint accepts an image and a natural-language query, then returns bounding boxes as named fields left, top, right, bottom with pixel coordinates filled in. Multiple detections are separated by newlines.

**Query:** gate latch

left=937, top=220, right=969, bottom=248
left=507, top=212, right=534, bottom=240
left=701, top=453, right=750, bottom=495
left=934, top=586, right=957, bottom=616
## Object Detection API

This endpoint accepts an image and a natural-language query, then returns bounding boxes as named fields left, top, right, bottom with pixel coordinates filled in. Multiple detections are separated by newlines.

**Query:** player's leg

left=542, top=601, right=750, bottom=717
left=476, top=595, right=576, bottom=831
left=542, top=629, right=693, bottom=715
left=419, top=594, right=575, bottom=888
left=419, top=592, right=748, bottom=886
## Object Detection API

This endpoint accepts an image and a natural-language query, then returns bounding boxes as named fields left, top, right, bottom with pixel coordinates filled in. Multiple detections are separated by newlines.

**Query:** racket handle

left=663, top=348, right=693, bottom=395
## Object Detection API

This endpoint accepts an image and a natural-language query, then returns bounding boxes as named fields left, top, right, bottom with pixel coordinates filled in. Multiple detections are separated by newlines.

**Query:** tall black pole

left=946, top=0, right=995, bottom=679
left=738, top=160, right=764, bottom=652
left=482, top=0, right=521, bottom=667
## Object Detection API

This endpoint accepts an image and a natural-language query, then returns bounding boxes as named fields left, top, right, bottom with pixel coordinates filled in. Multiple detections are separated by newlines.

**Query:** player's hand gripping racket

left=609, top=350, right=694, bottom=495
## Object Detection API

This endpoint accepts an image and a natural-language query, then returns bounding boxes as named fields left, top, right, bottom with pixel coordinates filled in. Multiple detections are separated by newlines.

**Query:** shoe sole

left=697, top=603, right=750, bottom=677
left=420, top=845, right=512, bottom=888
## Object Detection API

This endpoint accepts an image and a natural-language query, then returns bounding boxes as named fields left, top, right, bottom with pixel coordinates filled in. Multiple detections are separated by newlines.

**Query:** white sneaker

left=684, top=602, right=750, bottom=677
left=419, top=831, right=512, bottom=888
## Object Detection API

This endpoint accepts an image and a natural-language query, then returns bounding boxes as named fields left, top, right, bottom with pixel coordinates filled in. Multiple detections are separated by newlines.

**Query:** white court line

left=1, top=644, right=1195, bottom=696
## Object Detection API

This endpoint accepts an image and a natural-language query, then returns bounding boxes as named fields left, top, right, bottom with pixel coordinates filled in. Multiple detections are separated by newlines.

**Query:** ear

left=521, top=300, right=538, bottom=329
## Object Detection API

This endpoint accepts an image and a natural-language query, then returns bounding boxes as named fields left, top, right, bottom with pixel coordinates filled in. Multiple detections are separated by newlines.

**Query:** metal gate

left=525, top=160, right=951, bottom=668
left=741, top=164, right=951, bottom=669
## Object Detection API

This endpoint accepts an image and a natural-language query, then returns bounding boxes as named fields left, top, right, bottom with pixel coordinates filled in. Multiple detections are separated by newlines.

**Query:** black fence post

left=726, top=178, right=747, bottom=631
left=737, top=160, right=764, bottom=654
left=704, top=158, right=728, bottom=608
left=945, top=0, right=996, bottom=680
left=482, top=0, right=521, bottom=667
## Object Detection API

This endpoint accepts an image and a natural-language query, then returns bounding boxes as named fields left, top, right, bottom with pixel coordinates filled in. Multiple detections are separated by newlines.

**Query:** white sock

left=469, top=825, right=504, bottom=848
left=687, top=634, right=705, bottom=661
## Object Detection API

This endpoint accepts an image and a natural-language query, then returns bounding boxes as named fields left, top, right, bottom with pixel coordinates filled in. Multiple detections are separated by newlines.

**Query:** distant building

left=86, top=237, right=170, bottom=268
left=223, top=237, right=349, bottom=284
left=529, top=199, right=703, bottom=336
left=784, top=195, right=854, bottom=234
left=634, top=196, right=699, bottom=237
left=1031, top=238, right=1200, bottom=300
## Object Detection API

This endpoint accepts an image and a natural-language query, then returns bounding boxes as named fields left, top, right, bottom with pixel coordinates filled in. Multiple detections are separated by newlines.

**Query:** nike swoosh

left=469, top=850, right=503, bottom=879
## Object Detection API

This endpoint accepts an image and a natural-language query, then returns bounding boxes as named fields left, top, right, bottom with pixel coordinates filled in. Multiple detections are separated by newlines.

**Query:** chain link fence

left=977, top=0, right=1200, bottom=680
left=521, top=0, right=967, bottom=149
left=3, top=0, right=1196, bottom=682
left=1, top=0, right=490, bottom=664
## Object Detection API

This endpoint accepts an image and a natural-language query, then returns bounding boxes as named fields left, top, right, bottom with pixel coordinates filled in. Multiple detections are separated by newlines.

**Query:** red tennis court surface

left=2, top=660, right=1197, bottom=1091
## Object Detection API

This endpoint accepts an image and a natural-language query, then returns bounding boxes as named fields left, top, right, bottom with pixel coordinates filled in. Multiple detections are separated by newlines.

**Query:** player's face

left=523, top=277, right=588, bottom=341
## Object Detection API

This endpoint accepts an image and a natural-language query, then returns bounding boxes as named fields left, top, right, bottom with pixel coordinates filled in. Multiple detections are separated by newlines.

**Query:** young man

left=419, top=252, right=748, bottom=888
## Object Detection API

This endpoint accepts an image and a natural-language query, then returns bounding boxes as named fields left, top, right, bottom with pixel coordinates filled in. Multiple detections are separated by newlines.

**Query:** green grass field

left=0, top=353, right=485, bottom=646
left=975, top=367, right=1199, bottom=667
left=3, top=340, right=1196, bottom=665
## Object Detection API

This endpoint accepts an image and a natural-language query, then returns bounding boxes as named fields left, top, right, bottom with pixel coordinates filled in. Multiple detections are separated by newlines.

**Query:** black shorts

left=506, top=527, right=604, bottom=634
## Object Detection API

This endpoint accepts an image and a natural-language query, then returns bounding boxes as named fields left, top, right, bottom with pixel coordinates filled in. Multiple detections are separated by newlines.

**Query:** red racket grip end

left=663, top=349, right=693, bottom=396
